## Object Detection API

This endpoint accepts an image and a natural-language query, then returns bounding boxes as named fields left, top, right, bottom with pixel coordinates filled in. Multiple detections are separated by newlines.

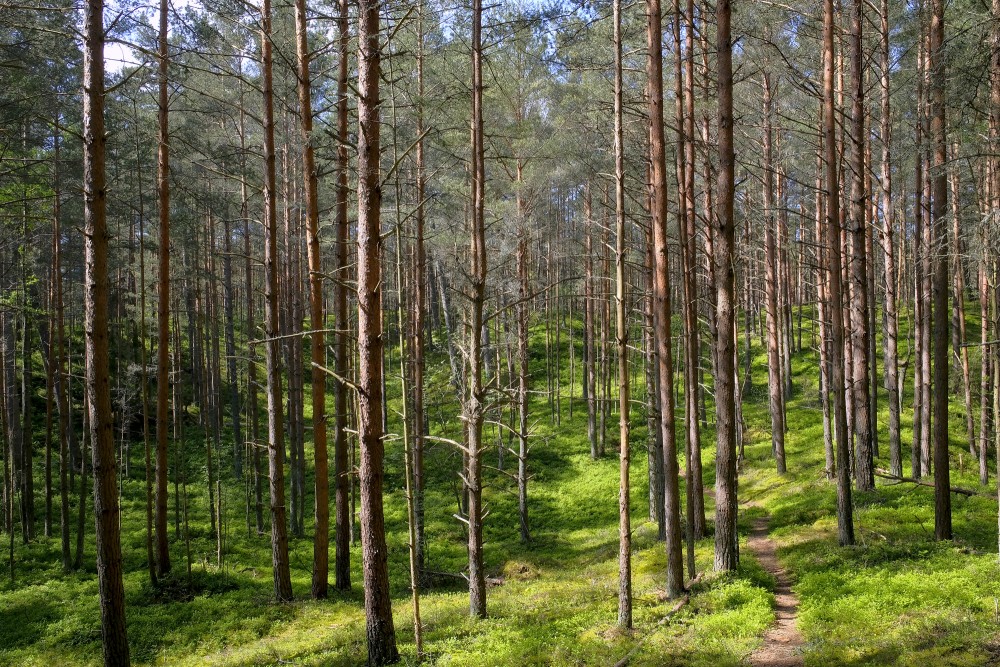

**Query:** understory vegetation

left=2, top=312, right=998, bottom=667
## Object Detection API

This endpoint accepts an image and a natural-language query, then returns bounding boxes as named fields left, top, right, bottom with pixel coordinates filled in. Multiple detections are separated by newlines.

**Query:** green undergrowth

left=4, top=304, right=1000, bottom=665
left=739, top=304, right=1000, bottom=666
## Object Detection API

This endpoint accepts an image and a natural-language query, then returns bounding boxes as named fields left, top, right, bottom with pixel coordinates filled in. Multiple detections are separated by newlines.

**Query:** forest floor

left=3, top=315, right=1000, bottom=665
left=747, top=514, right=804, bottom=667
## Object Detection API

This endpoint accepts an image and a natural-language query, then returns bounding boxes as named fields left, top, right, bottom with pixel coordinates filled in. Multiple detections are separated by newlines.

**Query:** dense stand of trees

left=2, top=0, right=1000, bottom=663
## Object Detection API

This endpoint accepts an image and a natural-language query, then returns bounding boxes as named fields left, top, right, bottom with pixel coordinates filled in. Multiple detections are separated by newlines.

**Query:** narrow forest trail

left=747, top=515, right=804, bottom=667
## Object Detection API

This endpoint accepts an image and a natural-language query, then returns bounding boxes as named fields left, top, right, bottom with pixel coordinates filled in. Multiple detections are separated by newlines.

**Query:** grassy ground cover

left=1, top=310, right=998, bottom=665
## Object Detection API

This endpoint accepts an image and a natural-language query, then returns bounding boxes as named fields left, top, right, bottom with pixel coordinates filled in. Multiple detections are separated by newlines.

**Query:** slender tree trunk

left=412, top=3, right=427, bottom=578
left=949, top=147, right=974, bottom=458
left=879, top=0, right=902, bottom=478
left=51, top=127, right=72, bottom=569
left=261, top=0, right=293, bottom=602
left=292, top=0, right=329, bottom=599
left=467, top=0, right=488, bottom=619
left=153, top=0, right=172, bottom=578
left=612, top=0, right=632, bottom=627
left=333, top=0, right=352, bottom=592
left=647, top=0, right=685, bottom=595
left=824, top=0, right=855, bottom=546
left=762, top=72, right=787, bottom=474
left=585, top=190, right=598, bottom=460
left=82, top=0, right=130, bottom=658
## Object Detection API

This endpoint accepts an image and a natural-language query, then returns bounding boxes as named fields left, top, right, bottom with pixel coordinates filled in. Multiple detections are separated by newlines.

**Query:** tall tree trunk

left=261, top=0, right=293, bottom=602
left=949, top=147, right=974, bottom=458
left=762, top=72, right=787, bottom=474
left=154, top=0, right=172, bottom=578
left=356, top=1, right=399, bottom=661
left=929, top=0, right=952, bottom=541
left=82, top=0, right=130, bottom=658
left=613, top=0, right=632, bottom=628
left=879, top=0, right=902, bottom=478
left=333, top=0, right=352, bottom=592
left=824, top=0, right=855, bottom=546
left=412, top=2, right=427, bottom=578
left=679, top=0, right=705, bottom=540
left=647, top=0, right=685, bottom=596
left=52, top=126, right=72, bottom=569
left=849, top=0, right=874, bottom=492
left=713, top=0, right=740, bottom=570
left=293, top=0, right=329, bottom=599
left=467, top=0, right=488, bottom=619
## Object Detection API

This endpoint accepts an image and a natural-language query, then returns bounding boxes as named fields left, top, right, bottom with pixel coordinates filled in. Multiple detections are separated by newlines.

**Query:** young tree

left=612, top=0, right=631, bottom=628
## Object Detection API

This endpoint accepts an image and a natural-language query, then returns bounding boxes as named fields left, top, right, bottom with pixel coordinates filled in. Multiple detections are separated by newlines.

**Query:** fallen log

left=875, top=469, right=986, bottom=498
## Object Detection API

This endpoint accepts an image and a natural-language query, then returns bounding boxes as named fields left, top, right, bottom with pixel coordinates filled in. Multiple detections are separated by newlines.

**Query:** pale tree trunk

left=412, top=3, right=427, bottom=577
left=82, top=0, right=130, bottom=659
left=356, top=1, right=399, bottom=660
left=713, top=0, right=740, bottom=571
left=261, top=0, right=293, bottom=602
left=585, top=189, right=598, bottom=460
left=613, top=0, right=631, bottom=628
left=816, top=137, right=835, bottom=479
left=516, top=163, right=531, bottom=544
left=647, top=0, right=685, bottom=596
left=949, top=145, right=974, bottom=458
left=879, top=0, right=902, bottom=478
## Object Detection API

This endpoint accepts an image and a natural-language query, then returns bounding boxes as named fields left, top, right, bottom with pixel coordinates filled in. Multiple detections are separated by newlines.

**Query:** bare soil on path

left=747, top=516, right=805, bottom=667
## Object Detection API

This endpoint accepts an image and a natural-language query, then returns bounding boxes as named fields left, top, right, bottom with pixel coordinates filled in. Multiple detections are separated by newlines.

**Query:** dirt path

left=747, top=516, right=804, bottom=667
